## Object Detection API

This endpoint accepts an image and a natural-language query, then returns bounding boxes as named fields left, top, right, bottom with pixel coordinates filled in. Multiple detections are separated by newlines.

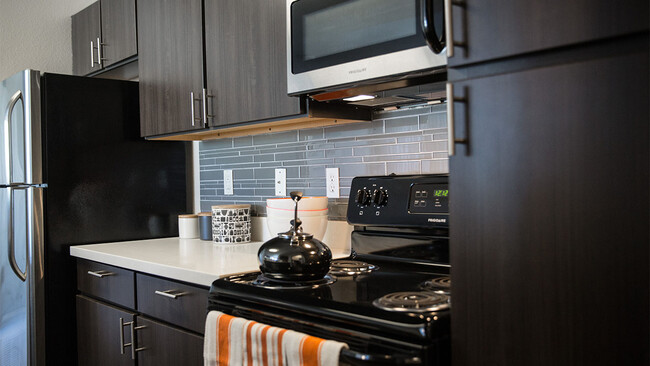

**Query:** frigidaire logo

left=428, top=218, right=446, bottom=223
left=349, top=67, right=367, bottom=74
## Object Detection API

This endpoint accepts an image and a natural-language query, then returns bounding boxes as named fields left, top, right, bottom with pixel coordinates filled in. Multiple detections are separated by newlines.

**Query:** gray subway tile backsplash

left=199, top=105, right=448, bottom=218
left=385, top=116, right=420, bottom=133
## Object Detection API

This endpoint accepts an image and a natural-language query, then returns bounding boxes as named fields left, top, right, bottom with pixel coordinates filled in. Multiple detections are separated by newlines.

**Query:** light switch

left=224, top=169, right=233, bottom=195
left=275, top=169, right=286, bottom=196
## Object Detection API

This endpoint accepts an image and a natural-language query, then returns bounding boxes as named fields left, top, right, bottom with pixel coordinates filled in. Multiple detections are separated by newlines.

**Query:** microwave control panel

left=347, top=175, right=449, bottom=228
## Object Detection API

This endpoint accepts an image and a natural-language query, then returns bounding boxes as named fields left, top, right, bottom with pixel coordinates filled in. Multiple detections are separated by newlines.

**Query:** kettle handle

left=290, top=191, right=303, bottom=232
left=289, top=191, right=303, bottom=201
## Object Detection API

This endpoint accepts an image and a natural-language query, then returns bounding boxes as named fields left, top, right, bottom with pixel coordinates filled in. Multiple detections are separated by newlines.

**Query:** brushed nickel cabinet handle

left=190, top=92, right=203, bottom=126
left=130, top=322, right=147, bottom=359
left=446, top=83, right=468, bottom=156
left=96, top=37, right=104, bottom=67
left=119, top=318, right=145, bottom=359
left=444, top=0, right=466, bottom=58
left=87, top=270, right=114, bottom=278
left=202, top=88, right=214, bottom=126
left=155, top=289, right=186, bottom=299
left=90, top=41, right=95, bottom=68
left=119, top=317, right=131, bottom=355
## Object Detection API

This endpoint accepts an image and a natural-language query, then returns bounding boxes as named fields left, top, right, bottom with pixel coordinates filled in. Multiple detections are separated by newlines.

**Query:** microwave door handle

left=421, top=0, right=445, bottom=53
left=339, top=348, right=422, bottom=365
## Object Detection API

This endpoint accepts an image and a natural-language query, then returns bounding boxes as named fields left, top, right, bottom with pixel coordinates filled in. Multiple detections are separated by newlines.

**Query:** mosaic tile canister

left=211, top=205, right=251, bottom=244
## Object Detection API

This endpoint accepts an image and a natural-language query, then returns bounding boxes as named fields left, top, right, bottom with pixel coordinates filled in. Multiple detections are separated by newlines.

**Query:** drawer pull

left=155, top=290, right=186, bottom=299
left=87, top=270, right=114, bottom=278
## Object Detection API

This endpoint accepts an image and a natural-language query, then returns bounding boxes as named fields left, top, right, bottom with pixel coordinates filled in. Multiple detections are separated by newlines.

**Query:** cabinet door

left=72, top=2, right=101, bottom=76
left=449, top=48, right=649, bottom=365
left=137, top=0, right=205, bottom=136
left=100, top=0, right=137, bottom=68
left=448, top=0, right=649, bottom=67
left=76, top=295, right=136, bottom=366
left=136, top=317, right=204, bottom=366
left=204, top=0, right=302, bottom=127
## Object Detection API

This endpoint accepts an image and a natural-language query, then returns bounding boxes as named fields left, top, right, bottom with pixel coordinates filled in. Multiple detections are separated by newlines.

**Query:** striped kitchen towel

left=204, top=310, right=348, bottom=366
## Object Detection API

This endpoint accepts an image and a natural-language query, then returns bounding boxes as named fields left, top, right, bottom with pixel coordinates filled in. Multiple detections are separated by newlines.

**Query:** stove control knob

left=372, top=189, right=388, bottom=206
left=355, top=189, right=371, bottom=206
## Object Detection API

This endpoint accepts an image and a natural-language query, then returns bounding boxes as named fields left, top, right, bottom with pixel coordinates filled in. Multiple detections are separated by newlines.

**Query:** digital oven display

left=409, top=183, right=449, bottom=214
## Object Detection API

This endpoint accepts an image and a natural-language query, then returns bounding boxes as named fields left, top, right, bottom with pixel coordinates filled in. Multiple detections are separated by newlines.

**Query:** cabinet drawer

left=77, top=259, right=135, bottom=309
left=136, top=274, right=208, bottom=334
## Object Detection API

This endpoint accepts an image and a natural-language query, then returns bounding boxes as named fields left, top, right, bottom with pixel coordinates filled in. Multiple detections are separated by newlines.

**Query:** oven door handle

left=340, top=348, right=422, bottom=365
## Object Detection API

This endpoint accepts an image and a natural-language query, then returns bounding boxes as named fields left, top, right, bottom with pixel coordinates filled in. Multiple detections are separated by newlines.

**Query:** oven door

left=287, top=0, right=447, bottom=95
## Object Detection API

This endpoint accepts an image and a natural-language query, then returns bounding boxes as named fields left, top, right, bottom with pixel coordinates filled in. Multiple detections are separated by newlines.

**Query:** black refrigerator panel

left=40, top=73, right=187, bottom=365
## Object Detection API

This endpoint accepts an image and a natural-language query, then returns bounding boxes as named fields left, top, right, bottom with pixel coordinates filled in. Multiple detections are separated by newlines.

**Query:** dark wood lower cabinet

left=76, top=261, right=207, bottom=365
left=136, top=317, right=204, bottom=366
left=76, top=295, right=136, bottom=366
left=449, top=44, right=649, bottom=365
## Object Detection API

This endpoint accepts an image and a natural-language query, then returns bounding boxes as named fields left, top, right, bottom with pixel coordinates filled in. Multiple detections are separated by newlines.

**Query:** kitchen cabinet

left=136, top=317, right=204, bottom=366
left=71, top=0, right=137, bottom=76
left=448, top=35, right=649, bottom=366
left=137, top=0, right=368, bottom=139
left=204, top=0, right=301, bottom=127
left=77, top=295, right=136, bottom=366
left=76, top=260, right=207, bottom=366
left=447, top=0, right=649, bottom=67
left=136, top=0, right=204, bottom=136
left=72, top=2, right=101, bottom=76
left=137, top=0, right=300, bottom=137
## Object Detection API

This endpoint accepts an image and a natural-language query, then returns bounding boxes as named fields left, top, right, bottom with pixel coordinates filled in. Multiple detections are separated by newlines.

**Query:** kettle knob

left=290, top=218, right=302, bottom=228
left=290, top=191, right=303, bottom=201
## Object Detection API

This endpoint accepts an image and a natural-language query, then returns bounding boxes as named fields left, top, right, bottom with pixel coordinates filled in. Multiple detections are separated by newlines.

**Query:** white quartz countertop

left=70, top=237, right=351, bottom=287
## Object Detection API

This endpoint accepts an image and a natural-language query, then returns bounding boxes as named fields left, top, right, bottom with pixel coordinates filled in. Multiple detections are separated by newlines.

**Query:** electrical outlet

left=224, top=169, right=234, bottom=195
left=275, top=169, right=286, bottom=196
left=326, top=168, right=340, bottom=198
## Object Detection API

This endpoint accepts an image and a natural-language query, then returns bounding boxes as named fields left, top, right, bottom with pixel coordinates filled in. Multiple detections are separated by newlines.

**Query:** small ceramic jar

left=197, top=212, right=212, bottom=241
left=178, top=214, right=199, bottom=239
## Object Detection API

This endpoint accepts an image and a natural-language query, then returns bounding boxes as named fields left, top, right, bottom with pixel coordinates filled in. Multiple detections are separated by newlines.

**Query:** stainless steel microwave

left=286, top=0, right=447, bottom=98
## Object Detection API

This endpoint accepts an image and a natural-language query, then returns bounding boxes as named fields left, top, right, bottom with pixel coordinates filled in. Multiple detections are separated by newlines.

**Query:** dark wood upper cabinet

left=100, top=0, right=137, bottom=68
left=137, top=0, right=205, bottom=136
left=204, top=0, right=301, bottom=127
left=71, top=0, right=137, bottom=76
left=447, top=0, right=649, bottom=67
left=72, top=2, right=101, bottom=76
left=449, top=45, right=649, bottom=365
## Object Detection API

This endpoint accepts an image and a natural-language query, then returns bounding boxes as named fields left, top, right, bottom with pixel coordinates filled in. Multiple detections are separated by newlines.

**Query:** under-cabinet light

left=342, top=94, right=376, bottom=102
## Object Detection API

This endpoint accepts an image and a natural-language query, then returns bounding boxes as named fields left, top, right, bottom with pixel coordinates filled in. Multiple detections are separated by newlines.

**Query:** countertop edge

left=70, top=246, right=242, bottom=287
left=70, top=239, right=351, bottom=287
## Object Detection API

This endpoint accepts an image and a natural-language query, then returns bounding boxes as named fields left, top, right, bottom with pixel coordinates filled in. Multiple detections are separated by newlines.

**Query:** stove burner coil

left=373, top=291, right=450, bottom=312
left=329, top=260, right=378, bottom=276
left=251, top=274, right=336, bottom=289
left=421, top=276, right=451, bottom=294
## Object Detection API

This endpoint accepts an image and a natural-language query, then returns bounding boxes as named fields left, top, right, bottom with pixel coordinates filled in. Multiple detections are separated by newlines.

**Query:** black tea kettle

left=257, top=191, right=332, bottom=281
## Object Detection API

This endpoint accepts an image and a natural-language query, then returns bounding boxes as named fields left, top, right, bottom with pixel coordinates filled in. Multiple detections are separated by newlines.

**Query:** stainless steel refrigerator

left=0, top=70, right=187, bottom=366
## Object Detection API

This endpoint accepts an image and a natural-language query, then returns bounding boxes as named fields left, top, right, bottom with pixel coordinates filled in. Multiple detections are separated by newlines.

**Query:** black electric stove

left=209, top=175, right=451, bottom=365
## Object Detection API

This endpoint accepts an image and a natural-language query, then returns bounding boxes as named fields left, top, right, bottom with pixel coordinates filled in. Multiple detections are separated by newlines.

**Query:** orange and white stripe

left=204, top=311, right=348, bottom=366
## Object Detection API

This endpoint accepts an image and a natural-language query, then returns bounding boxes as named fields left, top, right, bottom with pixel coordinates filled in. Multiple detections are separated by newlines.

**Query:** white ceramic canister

left=178, top=214, right=199, bottom=239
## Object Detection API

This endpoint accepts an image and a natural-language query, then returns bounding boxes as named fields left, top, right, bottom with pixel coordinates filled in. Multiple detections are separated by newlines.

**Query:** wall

left=0, top=0, right=95, bottom=80
left=199, top=103, right=448, bottom=219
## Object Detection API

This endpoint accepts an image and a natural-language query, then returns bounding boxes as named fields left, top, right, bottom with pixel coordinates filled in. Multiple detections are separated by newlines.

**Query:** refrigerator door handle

left=7, top=187, right=26, bottom=281
left=4, top=90, right=23, bottom=185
